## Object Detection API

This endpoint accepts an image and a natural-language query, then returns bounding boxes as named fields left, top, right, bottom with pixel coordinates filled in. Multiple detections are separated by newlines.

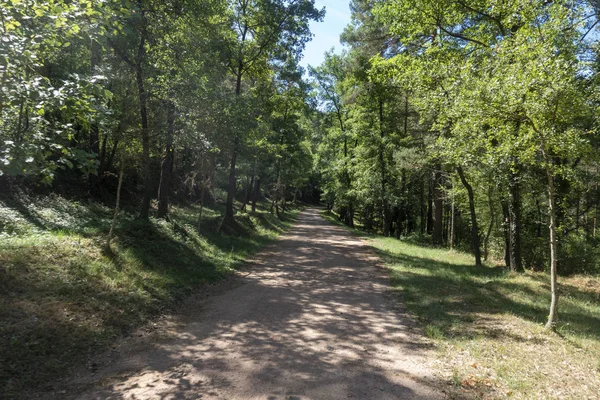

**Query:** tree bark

left=420, top=175, right=426, bottom=235
left=157, top=101, right=175, bottom=218
left=136, top=10, right=152, bottom=220
left=432, top=167, right=444, bottom=246
left=484, top=186, right=495, bottom=261
left=457, top=165, right=482, bottom=266
left=450, top=195, right=455, bottom=251
left=379, top=99, right=390, bottom=236
left=508, top=171, right=524, bottom=271
left=595, top=164, right=598, bottom=239
left=105, top=139, right=119, bottom=175
left=241, top=175, right=254, bottom=211
left=88, top=39, right=101, bottom=196
left=544, top=162, right=559, bottom=330
left=427, top=174, right=433, bottom=234
left=224, top=22, right=248, bottom=222
left=107, top=152, right=125, bottom=248
left=96, top=134, right=108, bottom=185
left=197, top=184, right=205, bottom=231
left=346, top=202, right=354, bottom=228
left=225, top=140, right=238, bottom=220
left=252, top=178, right=261, bottom=212
left=502, top=200, right=511, bottom=268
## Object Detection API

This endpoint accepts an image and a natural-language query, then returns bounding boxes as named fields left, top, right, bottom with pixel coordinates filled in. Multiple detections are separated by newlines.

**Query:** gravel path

left=67, top=208, right=443, bottom=400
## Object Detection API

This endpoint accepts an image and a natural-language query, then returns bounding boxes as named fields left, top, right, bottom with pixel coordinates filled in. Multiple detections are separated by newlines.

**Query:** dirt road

left=66, top=208, right=443, bottom=400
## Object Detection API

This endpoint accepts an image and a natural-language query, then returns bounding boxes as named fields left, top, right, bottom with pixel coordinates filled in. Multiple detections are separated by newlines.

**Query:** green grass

left=321, top=211, right=600, bottom=399
left=371, top=237, right=600, bottom=399
left=0, top=193, right=300, bottom=398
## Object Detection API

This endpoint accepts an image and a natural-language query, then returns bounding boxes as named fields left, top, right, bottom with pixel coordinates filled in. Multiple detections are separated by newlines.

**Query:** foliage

left=0, top=192, right=300, bottom=397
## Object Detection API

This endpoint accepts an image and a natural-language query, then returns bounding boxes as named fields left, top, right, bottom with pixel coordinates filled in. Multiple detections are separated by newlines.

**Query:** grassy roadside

left=0, top=193, right=300, bottom=398
left=321, top=211, right=600, bottom=399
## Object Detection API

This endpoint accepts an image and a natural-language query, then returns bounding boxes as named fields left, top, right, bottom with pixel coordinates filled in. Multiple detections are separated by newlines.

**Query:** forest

left=1, top=0, right=600, bottom=398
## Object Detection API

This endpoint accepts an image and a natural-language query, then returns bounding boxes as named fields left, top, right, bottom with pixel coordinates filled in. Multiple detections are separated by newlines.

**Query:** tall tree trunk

left=107, top=152, right=125, bottom=248
left=224, top=27, right=247, bottom=221
left=595, top=164, right=598, bottom=239
left=379, top=99, right=389, bottom=236
left=457, top=165, right=482, bottom=266
left=484, top=186, right=495, bottom=261
left=450, top=195, right=455, bottom=251
left=427, top=174, right=433, bottom=234
left=136, top=11, right=152, bottom=220
left=399, top=170, right=408, bottom=237
left=502, top=200, right=511, bottom=268
left=197, top=184, right=205, bottom=231
left=225, top=138, right=238, bottom=220
left=96, top=134, right=108, bottom=186
left=106, top=139, right=119, bottom=174
left=252, top=178, right=261, bottom=212
left=88, top=39, right=101, bottom=195
left=157, top=102, right=175, bottom=218
left=544, top=162, right=559, bottom=330
left=241, top=175, right=254, bottom=211
left=395, top=207, right=402, bottom=239
left=420, top=175, right=426, bottom=235
left=432, top=167, right=443, bottom=246
left=347, top=202, right=354, bottom=228
left=508, top=171, right=524, bottom=271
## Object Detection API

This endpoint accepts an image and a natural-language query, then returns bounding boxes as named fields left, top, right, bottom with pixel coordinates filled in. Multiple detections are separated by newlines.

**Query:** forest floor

left=321, top=213, right=600, bottom=399
left=0, top=191, right=299, bottom=399
left=33, top=208, right=443, bottom=400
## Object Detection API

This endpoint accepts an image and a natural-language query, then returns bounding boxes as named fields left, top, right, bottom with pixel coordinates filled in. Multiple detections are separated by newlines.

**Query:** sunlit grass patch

left=368, top=236, right=600, bottom=399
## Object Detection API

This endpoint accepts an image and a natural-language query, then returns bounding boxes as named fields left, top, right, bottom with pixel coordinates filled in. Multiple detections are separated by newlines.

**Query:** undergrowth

left=322, top=210, right=600, bottom=399
left=376, top=238, right=600, bottom=399
left=0, top=193, right=299, bottom=398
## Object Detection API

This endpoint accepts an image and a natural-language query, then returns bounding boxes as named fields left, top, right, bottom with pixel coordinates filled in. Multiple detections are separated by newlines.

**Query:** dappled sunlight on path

left=64, top=209, right=443, bottom=400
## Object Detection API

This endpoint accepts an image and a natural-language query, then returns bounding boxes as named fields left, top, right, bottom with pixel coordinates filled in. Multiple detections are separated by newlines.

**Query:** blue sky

left=300, top=0, right=352, bottom=70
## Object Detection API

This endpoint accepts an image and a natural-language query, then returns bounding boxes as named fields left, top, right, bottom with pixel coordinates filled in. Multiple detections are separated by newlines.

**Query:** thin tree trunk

left=136, top=10, right=152, bottom=220
left=399, top=170, right=407, bottom=237
left=224, top=24, right=247, bottom=221
left=252, top=178, right=260, bottom=212
left=96, top=134, right=108, bottom=186
left=502, top=200, right=511, bottom=268
left=420, top=175, right=425, bottom=235
left=241, top=175, right=254, bottom=211
left=106, top=139, right=119, bottom=174
left=395, top=207, right=402, bottom=239
left=197, top=184, right=205, bottom=231
left=432, top=167, right=443, bottom=246
left=450, top=195, right=455, bottom=251
left=379, top=99, right=389, bottom=236
left=157, top=101, right=175, bottom=218
left=427, top=173, right=433, bottom=234
left=347, top=202, right=354, bottom=228
left=225, top=138, right=238, bottom=220
left=457, top=166, right=482, bottom=266
left=544, top=163, right=559, bottom=330
left=484, top=186, right=495, bottom=261
left=107, top=153, right=125, bottom=248
left=88, top=38, right=101, bottom=195
left=508, top=170, right=523, bottom=271
left=595, top=165, right=598, bottom=239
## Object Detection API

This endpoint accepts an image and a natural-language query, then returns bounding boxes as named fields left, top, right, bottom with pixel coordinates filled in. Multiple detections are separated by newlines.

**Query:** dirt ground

left=51, top=208, right=444, bottom=400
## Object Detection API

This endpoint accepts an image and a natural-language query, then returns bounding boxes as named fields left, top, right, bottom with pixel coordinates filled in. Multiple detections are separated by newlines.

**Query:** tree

left=221, top=0, right=323, bottom=220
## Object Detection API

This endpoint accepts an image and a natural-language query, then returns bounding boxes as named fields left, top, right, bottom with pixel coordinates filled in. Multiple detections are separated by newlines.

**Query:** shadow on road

left=58, top=209, right=453, bottom=400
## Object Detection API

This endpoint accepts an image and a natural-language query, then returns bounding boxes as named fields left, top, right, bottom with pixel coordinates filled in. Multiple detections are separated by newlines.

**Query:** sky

left=299, top=0, right=352, bottom=71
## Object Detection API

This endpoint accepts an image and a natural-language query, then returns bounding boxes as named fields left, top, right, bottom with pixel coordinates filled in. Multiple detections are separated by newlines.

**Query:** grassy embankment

left=322, top=211, right=600, bottom=400
left=0, top=193, right=299, bottom=398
